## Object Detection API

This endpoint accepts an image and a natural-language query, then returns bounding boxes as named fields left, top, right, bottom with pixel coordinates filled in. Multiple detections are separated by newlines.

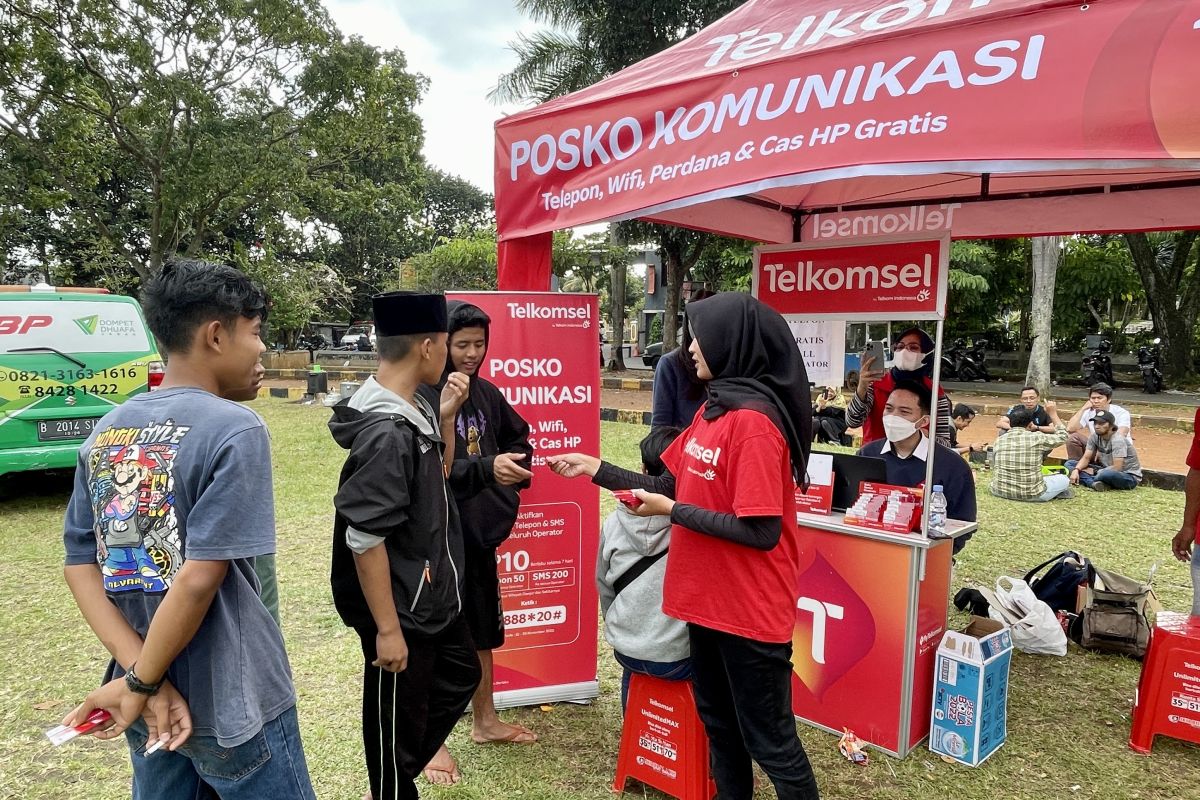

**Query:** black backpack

left=1024, top=551, right=1094, bottom=614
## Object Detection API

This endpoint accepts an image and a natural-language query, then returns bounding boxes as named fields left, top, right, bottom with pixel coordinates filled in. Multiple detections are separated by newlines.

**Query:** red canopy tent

left=493, top=0, right=1200, bottom=289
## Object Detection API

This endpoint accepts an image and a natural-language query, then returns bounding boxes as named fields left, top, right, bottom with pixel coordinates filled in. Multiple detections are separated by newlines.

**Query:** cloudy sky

left=322, top=0, right=538, bottom=195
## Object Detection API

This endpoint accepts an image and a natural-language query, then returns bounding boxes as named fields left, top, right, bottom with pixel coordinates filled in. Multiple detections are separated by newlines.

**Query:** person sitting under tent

left=857, top=380, right=976, bottom=554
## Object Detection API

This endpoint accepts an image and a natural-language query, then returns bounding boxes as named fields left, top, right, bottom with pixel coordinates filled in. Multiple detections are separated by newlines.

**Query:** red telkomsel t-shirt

left=1187, top=408, right=1200, bottom=542
left=660, top=407, right=801, bottom=643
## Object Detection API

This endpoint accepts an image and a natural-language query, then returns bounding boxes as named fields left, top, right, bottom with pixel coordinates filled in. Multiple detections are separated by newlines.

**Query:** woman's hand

left=546, top=453, right=600, bottom=479
left=632, top=490, right=674, bottom=517
left=856, top=355, right=885, bottom=398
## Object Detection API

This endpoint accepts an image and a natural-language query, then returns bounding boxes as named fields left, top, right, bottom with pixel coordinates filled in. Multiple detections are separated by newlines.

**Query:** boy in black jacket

left=424, top=301, right=536, bottom=785
left=329, top=292, right=488, bottom=800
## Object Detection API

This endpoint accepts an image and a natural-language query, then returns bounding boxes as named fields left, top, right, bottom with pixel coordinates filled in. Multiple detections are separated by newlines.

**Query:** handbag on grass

left=1023, top=551, right=1093, bottom=613
left=1070, top=567, right=1154, bottom=659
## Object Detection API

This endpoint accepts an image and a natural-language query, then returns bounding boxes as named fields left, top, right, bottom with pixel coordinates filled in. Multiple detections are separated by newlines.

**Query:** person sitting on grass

left=1066, top=409, right=1143, bottom=491
left=949, top=403, right=978, bottom=456
left=996, top=385, right=1055, bottom=434
left=1066, top=383, right=1131, bottom=460
left=597, top=426, right=690, bottom=712
left=989, top=401, right=1072, bottom=502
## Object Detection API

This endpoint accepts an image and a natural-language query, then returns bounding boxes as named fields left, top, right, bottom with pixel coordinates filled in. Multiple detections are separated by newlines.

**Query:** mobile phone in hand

left=612, top=490, right=642, bottom=510
left=864, top=340, right=888, bottom=371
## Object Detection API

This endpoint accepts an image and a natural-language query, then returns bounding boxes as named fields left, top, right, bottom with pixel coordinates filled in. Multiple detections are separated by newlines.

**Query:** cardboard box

left=929, top=616, right=1013, bottom=766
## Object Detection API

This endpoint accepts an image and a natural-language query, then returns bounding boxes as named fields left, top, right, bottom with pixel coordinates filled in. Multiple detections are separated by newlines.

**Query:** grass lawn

left=2, top=399, right=1198, bottom=799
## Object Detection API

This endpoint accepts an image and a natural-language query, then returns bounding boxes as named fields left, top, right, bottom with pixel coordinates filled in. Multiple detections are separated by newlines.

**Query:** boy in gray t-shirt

left=60, top=260, right=315, bottom=799
left=1067, top=409, right=1142, bottom=491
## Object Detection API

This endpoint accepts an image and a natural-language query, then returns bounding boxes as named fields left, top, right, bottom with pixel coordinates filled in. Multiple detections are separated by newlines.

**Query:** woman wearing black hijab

left=845, top=326, right=953, bottom=446
left=550, top=293, right=820, bottom=800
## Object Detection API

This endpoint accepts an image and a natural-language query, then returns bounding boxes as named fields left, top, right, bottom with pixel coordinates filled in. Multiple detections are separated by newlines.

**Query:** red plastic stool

left=612, top=673, right=716, bottom=800
left=1130, top=611, right=1200, bottom=754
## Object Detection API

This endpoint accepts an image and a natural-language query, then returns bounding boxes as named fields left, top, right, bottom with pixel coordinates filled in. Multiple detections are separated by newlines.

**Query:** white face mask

left=882, top=414, right=921, bottom=443
left=891, top=348, right=927, bottom=372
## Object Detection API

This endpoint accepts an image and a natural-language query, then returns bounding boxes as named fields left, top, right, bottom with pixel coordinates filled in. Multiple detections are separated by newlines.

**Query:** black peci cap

left=371, top=291, right=447, bottom=337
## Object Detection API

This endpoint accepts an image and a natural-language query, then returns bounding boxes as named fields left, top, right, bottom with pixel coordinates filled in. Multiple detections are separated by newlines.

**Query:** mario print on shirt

left=86, top=420, right=189, bottom=594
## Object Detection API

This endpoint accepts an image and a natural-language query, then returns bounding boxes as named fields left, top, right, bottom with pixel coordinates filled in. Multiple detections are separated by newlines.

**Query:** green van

left=0, top=284, right=163, bottom=477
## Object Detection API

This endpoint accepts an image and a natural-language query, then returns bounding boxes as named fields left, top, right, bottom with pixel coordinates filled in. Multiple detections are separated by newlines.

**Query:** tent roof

left=494, top=0, right=1200, bottom=243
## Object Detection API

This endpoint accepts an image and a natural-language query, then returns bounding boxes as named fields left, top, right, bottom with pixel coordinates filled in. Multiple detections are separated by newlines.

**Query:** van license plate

left=37, top=418, right=99, bottom=441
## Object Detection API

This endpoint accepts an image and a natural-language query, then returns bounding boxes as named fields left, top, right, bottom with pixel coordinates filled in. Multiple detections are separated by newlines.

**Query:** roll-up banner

left=448, top=292, right=601, bottom=708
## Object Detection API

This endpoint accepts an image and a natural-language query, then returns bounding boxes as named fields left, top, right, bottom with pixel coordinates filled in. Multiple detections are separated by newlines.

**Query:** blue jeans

left=613, top=650, right=692, bottom=712
left=125, top=705, right=315, bottom=800
left=1065, top=460, right=1139, bottom=490
left=1031, top=473, right=1071, bottom=502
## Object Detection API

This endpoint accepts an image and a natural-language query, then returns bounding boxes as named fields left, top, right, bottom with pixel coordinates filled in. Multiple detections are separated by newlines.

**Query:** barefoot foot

left=471, top=720, right=537, bottom=745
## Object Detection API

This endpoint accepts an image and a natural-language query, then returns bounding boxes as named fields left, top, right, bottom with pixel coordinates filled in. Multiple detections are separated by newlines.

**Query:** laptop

left=826, top=452, right=890, bottom=512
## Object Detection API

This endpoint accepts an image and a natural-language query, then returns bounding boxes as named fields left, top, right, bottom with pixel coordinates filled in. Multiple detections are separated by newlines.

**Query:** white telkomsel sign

left=785, top=318, right=846, bottom=386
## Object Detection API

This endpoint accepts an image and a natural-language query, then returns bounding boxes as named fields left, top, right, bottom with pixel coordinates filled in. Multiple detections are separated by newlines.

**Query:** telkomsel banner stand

left=448, top=292, right=601, bottom=708
left=751, top=236, right=974, bottom=757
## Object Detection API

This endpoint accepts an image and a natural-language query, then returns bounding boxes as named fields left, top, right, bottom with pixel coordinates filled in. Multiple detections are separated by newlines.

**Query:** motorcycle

left=1081, top=337, right=1115, bottom=387
left=1137, top=338, right=1165, bottom=394
left=297, top=333, right=329, bottom=353
left=939, top=339, right=963, bottom=380
left=950, top=338, right=988, bottom=381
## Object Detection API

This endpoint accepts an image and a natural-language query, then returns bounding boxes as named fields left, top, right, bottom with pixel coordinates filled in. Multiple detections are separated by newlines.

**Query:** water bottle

left=928, top=485, right=948, bottom=538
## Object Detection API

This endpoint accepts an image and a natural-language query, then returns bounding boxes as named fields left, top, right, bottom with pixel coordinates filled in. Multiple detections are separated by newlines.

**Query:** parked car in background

left=339, top=324, right=375, bottom=350
left=642, top=329, right=684, bottom=370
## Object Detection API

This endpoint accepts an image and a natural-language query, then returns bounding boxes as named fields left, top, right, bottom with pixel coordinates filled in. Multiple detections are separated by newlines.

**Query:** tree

left=403, top=228, right=498, bottom=292
left=419, top=169, right=494, bottom=247
left=0, top=0, right=428, bottom=304
left=231, top=237, right=349, bottom=347
left=1123, top=231, right=1200, bottom=381
left=492, top=1, right=741, bottom=105
left=1026, top=237, right=1062, bottom=394
left=1054, top=235, right=1144, bottom=348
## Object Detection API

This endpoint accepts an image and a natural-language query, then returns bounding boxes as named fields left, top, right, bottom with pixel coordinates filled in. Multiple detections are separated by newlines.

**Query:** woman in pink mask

left=846, top=327, right=952, bottom=447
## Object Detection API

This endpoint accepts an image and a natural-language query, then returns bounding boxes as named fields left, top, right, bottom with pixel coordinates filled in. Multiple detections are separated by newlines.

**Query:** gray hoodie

left=596, top=506, right=690, bottom=663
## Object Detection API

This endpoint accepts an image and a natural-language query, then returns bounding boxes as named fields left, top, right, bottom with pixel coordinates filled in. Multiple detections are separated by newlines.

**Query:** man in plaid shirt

left=989, top=400, right=1071, bottom=502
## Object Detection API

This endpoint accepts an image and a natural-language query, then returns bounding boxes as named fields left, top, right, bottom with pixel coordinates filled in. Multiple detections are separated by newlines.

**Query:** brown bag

left=1073, top=567, right=1153, bottom=659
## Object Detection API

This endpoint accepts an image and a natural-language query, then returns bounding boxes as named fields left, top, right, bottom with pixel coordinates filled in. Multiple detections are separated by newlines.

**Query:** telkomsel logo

left=791, top=553, right=876, bottom=701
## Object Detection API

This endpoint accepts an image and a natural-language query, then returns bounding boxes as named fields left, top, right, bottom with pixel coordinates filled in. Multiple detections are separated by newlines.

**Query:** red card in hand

left=612, top=490, right=642, bottom=509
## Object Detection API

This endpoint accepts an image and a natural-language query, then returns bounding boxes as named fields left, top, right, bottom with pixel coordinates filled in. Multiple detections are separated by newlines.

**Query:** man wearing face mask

left=846, top=328, right=954, bottom=448
left=857, top=381, right=977, bottom=553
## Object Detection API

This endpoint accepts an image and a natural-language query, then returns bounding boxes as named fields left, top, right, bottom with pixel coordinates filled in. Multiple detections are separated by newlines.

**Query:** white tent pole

left=921, top=319, right=944, bottom=538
